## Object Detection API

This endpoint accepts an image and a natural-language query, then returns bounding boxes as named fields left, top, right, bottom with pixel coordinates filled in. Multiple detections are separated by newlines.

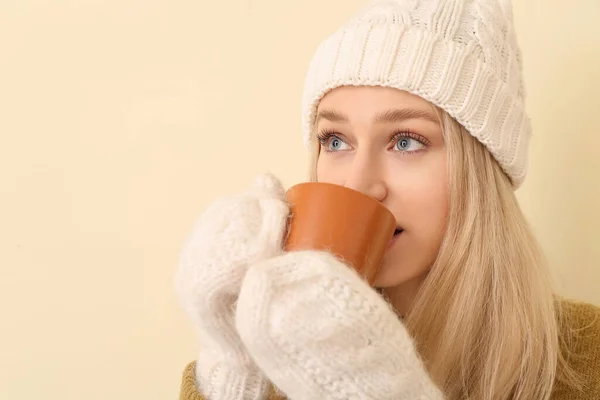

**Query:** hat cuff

left=302, top=25, right=530, bottom=188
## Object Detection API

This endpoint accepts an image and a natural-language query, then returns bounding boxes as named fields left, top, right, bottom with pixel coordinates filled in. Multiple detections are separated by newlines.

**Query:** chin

left=372, top=259, right=416, bottom=288
left=372, top=245, right=431, bottom=288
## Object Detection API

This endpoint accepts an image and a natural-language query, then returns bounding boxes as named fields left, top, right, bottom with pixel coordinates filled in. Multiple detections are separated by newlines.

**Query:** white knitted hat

left=301, top=0, right=531, bottom=188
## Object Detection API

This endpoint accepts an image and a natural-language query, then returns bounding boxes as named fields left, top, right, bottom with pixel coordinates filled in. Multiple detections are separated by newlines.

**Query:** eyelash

left=315, top=129, right=430, bottom=153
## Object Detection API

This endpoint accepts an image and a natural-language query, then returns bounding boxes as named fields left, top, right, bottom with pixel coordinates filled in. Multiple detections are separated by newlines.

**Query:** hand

left=175, top=173, right=290, bottom=400
left=235, top=250, right=444, bottom=400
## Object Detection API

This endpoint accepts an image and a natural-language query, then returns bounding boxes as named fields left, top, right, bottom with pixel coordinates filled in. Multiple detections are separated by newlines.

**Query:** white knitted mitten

left=235, top=250, right=445, bottom=400
left=175, top=173, right=290, bottom=400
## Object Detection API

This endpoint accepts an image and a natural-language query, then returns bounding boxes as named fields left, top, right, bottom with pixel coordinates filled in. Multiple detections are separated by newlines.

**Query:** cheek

left=402, top=159, right=449, bottom=238
left=374, top=156, right=449, bottom=286
left=413, top=178, right=449, bottom=249
left=316, top=155, right=346, bottom=185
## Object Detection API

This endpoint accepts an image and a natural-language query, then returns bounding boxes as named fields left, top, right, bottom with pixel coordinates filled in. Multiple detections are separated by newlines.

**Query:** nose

left=343, top=153, right=388, bottom=202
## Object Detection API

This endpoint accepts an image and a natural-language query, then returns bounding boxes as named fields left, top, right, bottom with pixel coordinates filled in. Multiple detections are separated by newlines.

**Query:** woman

left=176, top=0, right=600, bottom=399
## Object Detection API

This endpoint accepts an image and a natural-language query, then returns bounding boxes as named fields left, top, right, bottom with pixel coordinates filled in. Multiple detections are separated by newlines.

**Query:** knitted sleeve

left=179, top=362, right=285, bottom=400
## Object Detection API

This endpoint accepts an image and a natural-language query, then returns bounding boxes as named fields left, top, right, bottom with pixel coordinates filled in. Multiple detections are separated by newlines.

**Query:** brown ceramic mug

left=284, top=182, right=396, bottom=285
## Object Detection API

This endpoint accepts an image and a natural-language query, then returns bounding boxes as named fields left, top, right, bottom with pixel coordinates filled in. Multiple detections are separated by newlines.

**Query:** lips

left=387, top=227, right=403, bottom=249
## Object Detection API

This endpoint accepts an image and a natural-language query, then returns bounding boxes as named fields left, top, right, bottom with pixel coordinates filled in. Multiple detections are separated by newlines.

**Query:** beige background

left=0, top=1, right=598, bottom=399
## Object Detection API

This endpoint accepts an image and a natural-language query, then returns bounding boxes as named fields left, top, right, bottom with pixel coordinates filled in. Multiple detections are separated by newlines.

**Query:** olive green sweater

left=180, top=301, right=600, bottom=399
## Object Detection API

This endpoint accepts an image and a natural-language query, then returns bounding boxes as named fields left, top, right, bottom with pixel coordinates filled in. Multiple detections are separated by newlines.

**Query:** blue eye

left=317, top=132, right=350, bottom=152
left=395, top=137, right=425, bottom=152
left=329, top=137, right=345, bottom=151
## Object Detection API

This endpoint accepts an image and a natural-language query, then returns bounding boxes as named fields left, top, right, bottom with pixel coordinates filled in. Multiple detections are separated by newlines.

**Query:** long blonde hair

left=308, top=108, right=577, bottom=399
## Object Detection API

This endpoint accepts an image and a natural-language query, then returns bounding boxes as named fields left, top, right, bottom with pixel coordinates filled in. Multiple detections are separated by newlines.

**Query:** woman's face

left=315, top=86, right=449, bottom=291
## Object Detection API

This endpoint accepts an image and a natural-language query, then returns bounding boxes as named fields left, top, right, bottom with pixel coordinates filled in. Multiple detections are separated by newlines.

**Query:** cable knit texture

left=235, top=250, right=444, bottom=400
left=174, top=173, right=290, bottom=400
left=301, top=0, right=531, bottom=187
left=181, top=299, right=600, bottom=399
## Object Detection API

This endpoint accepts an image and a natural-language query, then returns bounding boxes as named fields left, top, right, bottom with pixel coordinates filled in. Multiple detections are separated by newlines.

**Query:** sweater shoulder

left=560, top=300, right=600, bottom=348
left=554, top=299, right=600, bottom=399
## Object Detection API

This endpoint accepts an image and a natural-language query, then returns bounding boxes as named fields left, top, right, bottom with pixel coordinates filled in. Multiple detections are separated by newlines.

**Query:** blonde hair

left=307, top=108, right=578, bottom=399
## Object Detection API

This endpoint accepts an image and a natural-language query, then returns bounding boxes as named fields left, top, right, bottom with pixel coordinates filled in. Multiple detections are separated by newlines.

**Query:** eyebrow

left=315, top=108, right=439, bottom=125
